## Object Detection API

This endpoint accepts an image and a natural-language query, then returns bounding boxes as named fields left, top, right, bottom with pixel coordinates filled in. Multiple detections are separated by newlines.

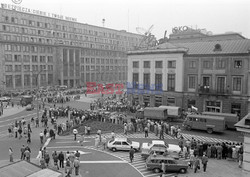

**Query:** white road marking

left=56, top=141, right=91, bottom=144
left=80, top=161, right=128, bottom=164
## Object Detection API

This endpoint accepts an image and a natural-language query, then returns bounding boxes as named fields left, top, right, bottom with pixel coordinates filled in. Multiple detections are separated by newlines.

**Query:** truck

left=143, top=107, right=168, bottom=120
left=159, top=106, right=182, bottom=120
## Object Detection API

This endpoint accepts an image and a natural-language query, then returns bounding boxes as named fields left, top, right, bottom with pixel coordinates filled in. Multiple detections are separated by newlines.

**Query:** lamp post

left=31, top=69, right=47, bottom=120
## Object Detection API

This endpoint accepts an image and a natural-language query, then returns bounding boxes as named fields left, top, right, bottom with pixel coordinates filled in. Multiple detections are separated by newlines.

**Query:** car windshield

left=127, top=139, right=132, bottom=144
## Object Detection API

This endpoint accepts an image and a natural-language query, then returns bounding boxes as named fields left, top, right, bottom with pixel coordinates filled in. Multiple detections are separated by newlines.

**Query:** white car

left=107, top=138, right=140, bottom=152
left=141, top=140, right=181, bottom=158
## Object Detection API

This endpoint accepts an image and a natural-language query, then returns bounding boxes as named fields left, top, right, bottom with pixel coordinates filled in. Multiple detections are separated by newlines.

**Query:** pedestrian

left=194, top=156, right=200, bottom=173
left=27, top=131, right=31, bottom=144
left=18, top=127, right=22, bottom=139
left=79, top=134, right=85, bottom=146
left=24, top=149, right=31, bottom=162
left=58, top=151, right=65, bottom=168
left=144, top=126, right=148, bottom=138
left=65, top=158, right=72, bottom=175
left=73, top=157, right=80, bottom=176
left=201, top=153, right=208, bottom=172
left=161, top=161, right=166, bottom=174
left=27, top=123, right=32, bottom=133
left=52, top=151, right=59, bottom=170
left=9, top=147, right=13, bottom=162
left=44, top=152, right=50, bottom=167
left=111, top=130, right=115, bottom=140
left=36, top=148, right=42, bottom=162
left=75, top=150, right=80, bottom=159
left=14, top=126, right=18, bottom=138
left=129, top=146, right=135, bottom=163
left=35, top=117, right=39, bottom=127
left=40, top=131, right=44, bottom=144
left=20, top=145, right=25, bottom=160
left=102, top=136, right=107, bottom=150
left=73, top=129, right=78, bottom=141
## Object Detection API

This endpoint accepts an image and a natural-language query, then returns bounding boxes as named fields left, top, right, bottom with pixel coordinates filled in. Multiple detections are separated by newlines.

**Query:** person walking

left=52, top=151, right=59, bottom=170
left=144, top=126, right=149, bottom=138
left=24, top=149, right=31, bottom=162
left=194, top=156, right=200, bottom=173
left=161, top=161, right=166, bottom=174
left=79, top=134, right=85, bottom=146
left=58, top=151, right=65, bottom=168
left=40, top=131, right=44, bottom=144
left=44, top=152, right=50, bottom=167
left=201, top=153, right=208, bottom=172
left=9, top=147, right=13, bottom=162
left=73, top=129, right=78, bottom=141
left=129, top=146, right=135, bottom=163
left=73, top=157, right=80, bottom=176
left=20, top=145, right=25, bottom=160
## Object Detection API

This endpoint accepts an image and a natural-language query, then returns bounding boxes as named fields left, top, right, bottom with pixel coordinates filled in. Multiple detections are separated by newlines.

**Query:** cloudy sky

left=3, top=0, right=250, bottom=39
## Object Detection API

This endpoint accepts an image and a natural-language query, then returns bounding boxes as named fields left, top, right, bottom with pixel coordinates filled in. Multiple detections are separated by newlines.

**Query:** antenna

left=102, top=19, right=105, bottom=27
left=128, top=9, right=130, bottom=32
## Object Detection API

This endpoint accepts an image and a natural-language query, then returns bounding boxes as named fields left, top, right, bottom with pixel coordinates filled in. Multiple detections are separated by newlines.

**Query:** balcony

left=198, top=85, right=230, bottom=96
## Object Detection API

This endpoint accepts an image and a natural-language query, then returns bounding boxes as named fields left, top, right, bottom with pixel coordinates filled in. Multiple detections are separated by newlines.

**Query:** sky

left=2, top=0, right=250, bottom=39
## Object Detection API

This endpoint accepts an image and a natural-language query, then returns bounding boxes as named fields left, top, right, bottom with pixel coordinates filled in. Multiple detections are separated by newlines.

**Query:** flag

left=191, top=105, right=198, bottom=111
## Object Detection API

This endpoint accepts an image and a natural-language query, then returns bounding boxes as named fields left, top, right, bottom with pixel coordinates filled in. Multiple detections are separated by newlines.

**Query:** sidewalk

left=177, top=158, right=243, bottom=177
left=0, top=106, right=26, bottom=119
left=0, top=159, right=82, bottom=177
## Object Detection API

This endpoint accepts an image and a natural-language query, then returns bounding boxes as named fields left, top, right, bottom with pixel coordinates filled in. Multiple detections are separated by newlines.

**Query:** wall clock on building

left=12, top=0, right=22, bottom=4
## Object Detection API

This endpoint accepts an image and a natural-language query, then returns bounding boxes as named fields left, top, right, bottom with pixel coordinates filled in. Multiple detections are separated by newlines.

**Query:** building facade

left=127, top=43, right=188, bottom=107
left=127, top=27, right=250, bottom=118
left=0, top=4, right=144, bottom=92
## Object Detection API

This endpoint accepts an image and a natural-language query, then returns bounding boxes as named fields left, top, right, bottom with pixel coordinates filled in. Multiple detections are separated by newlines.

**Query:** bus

left=183, top=114, right=225, bottom=134
left=201, top=112, right=239, bottom=130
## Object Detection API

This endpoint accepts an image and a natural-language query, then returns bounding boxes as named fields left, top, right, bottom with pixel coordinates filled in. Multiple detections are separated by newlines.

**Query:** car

left=141, top=140, right=181, bottom=158
left=107, top=138, right=140, bottom=152
left=145, top=155, right=188, bottom=174
left=142, top=146, right=179, bottom=160
left=26, top=104, right=34, bottom=111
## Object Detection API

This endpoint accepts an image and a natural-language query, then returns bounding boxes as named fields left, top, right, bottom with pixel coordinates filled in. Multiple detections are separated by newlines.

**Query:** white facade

left=127, top=51, right=186, bottom=92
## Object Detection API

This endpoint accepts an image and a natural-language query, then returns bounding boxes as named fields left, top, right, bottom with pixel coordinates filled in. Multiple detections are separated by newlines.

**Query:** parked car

left=141, top=140, right=181, bottom=159
left=26, top=104, right=34, bottom=111
left=145, top=155, right=188, bottom=173
left=107, top=138, right=140, bottom=152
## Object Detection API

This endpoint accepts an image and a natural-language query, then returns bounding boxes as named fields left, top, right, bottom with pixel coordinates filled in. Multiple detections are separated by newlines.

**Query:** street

left=0, top=94, right=244, bottom=177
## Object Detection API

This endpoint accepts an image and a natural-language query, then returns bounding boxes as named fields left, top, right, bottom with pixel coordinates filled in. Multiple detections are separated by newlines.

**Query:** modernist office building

left=0, top=3, right=145, bottom=92
left=127, top=27, right=250, bottom=118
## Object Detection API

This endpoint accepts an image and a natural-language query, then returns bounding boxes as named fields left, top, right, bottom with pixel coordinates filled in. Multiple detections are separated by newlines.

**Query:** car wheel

left=112, top=148, right=117, bottom=152
left=153, top=168, right=161, bottom=173
left=207, top=128, right=213, bottom=134
left=179, top=168, right=187, bottom=174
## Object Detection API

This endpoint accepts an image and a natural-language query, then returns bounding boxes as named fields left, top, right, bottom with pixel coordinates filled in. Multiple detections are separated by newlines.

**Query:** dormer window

left=214, top=44, right=222, bottom=51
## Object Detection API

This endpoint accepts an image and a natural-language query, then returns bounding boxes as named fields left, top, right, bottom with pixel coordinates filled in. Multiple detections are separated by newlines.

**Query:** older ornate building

left=127, top=27, right=250, bottom=118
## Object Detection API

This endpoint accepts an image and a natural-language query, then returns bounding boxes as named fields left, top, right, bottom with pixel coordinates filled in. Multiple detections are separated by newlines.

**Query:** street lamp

left=30, top=69, right=47, bottom=120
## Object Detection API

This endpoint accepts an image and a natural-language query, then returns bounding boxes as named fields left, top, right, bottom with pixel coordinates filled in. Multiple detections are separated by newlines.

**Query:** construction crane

left=136, top=25, right=157, bottom=49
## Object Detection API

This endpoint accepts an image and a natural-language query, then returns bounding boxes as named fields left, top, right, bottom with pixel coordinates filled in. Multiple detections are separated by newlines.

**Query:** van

left=202, top=112, right=239, bottom=130
left=183, top=114, right=225, bottom=134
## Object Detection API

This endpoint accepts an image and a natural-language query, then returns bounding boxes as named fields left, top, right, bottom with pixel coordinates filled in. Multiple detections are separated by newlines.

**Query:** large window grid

left=167, top=74, right=175, bottom=91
